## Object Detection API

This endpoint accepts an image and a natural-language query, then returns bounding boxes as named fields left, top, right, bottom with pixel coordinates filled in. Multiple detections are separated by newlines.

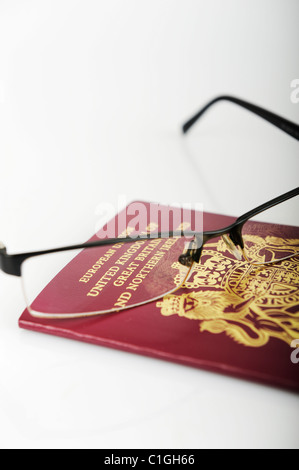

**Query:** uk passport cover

left=18, top=202, right=299, bottom=392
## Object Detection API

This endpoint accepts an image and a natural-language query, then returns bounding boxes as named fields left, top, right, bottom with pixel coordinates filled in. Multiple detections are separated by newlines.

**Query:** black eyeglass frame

left=1, top=96, right=298, bottom=277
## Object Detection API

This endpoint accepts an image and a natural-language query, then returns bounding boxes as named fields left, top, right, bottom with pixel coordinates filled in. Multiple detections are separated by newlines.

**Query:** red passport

left=19, top=203, right=299, bottom=392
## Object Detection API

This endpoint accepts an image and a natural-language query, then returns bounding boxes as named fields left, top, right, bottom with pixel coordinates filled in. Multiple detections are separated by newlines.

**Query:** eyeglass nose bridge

left=178, top=234, right=203, bottom=267
left=178, top=224, right=246, bottom=267
left=222, top=234, right=243, bottom=260
left=221, top=223, right=246, bottom=261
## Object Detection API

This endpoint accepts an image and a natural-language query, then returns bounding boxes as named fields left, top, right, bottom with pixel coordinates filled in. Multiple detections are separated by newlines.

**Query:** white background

left=0, top=0, right=298, bottom=449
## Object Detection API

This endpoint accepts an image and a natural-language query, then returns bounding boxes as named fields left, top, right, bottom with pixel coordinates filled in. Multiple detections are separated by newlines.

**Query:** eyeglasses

left=1, top=96, right=298, bottom=319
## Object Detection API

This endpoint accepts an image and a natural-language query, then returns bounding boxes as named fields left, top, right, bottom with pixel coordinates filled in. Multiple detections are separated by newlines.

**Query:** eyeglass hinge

left=0, top=244, right=22, bottom=277
left=0, top=242, right=7, bottom=274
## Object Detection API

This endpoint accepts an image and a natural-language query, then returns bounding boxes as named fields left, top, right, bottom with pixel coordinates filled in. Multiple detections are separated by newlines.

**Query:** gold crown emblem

left=157, top=236, right=299, bottom=348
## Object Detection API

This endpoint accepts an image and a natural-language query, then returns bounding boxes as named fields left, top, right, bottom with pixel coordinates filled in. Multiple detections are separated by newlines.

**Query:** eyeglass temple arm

left=182, top=95, right=299, bottom=141
left=236, top=186, right=299, bottom=225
